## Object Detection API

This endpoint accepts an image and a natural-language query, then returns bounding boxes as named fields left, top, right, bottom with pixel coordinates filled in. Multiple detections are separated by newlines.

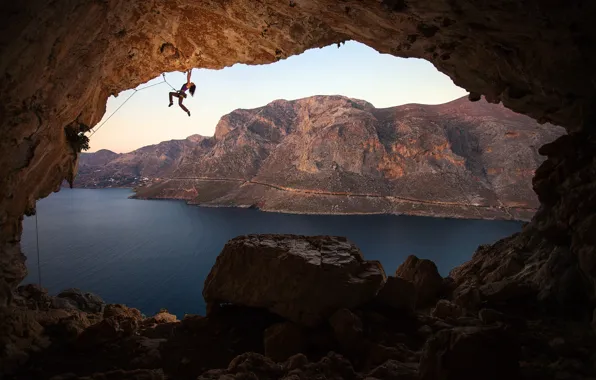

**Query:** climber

left=168, top=70, right=196, bottom=116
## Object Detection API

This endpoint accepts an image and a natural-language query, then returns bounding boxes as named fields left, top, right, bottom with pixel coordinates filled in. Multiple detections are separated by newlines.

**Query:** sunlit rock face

left=1, top=0, right=596, bottom=308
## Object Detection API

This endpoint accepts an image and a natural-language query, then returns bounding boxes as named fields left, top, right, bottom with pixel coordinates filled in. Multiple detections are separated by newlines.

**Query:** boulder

left=431, top=300, right=463, bottom=320
left=479, top=279, right=535, bottom=304
left=375, top=276, right=416, bottom=312
left=419, top=325, right=520, bottom=380
left=51, top=297, right=79, bottom=311
left=329, top=309, right=363, bottom=351
left=199, top=352, right=357, bottom=380
left=103, top=304, right=143, bottom=320
left=103, top=304, right=143, bottom=334
left=77, top=304, right=143, bottom=348
left=203, top=235, right=386, bottom=326
left=395, top=255, right=443, bottom=308
left=283, top=353, right=308, bottom=371
left=366, top=343, right=418, bottom=368
left=0, top=307, right=49, bottom=376
left=199, top=352, right=283, bottom=380
left=366, top=360, right=418, bottom=380
left=418, top=325, right=433, bottom=337
left=56, top=289, right=105, bottom=313
left=264, top=322, right=306, bottom=362
left=452, top=285, right=482, bottom=310
left=16, top=284, right=51, bottom=310
left=478, top=308, right=505, bottom=325
left=76, top=318, right=123, bottom=348
left=49, top=369, right=166, bottom=379
left=42, top=311, right=92, bottom=341
left=144, top=309, right=177, bottom=325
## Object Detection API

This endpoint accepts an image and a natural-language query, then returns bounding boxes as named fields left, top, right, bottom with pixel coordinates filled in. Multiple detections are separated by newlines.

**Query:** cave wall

left=1, top=0, right=596, bottom=298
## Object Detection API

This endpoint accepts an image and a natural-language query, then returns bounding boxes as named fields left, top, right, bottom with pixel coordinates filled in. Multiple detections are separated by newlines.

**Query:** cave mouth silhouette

left=1, top=0, right=595, bottom=320
left=3, top=0, right=596, bottom=377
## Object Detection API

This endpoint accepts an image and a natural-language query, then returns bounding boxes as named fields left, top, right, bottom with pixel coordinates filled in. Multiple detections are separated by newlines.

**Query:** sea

left=20, top=188, right=522, bottom=317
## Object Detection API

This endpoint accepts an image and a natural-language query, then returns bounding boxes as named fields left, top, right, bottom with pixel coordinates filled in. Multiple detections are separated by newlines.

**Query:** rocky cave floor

left=3, top=235, right=596, bottom=380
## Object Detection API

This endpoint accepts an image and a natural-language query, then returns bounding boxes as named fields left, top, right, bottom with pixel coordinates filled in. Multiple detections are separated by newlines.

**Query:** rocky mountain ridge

left=76, top=95, right=564, bottom=221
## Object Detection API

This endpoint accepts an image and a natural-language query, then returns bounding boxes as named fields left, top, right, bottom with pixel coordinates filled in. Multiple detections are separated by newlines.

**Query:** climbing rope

left=34, top=201, right=42, bottom=287
left=162, top=73, right=178, bottom=92
left=88, top=74, right=177, bottom=137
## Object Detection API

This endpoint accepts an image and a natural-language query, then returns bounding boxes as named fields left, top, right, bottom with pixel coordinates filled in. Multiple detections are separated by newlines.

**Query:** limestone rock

left=16, top=284, right=51, bottom=310
left=144, top=309, right=177, bottom=325
left=1, top=0, right=596, bottom=344
left=199, top=352, right=358, bottom=380
left=366, top=360, right=418, bottom=380
left=103, top=304, right=143, bottom=321
left=395, top=255, right=443, bottom=308
left=418, top=325, right=433, bottom=337
left=479, top=309, right=505, bottom=325
left=479, top=279, right=535, bottom=305
left=419, top=326, right=520, bottom=380
left=77, top=304, right=143, bottom=348
left=375, top=276, right=416, bottom=312
left=198, top=352, right=282, bottom=380
left=263, top=322, right=305, bottom=363
left=203, top=235, right=386, bottom=326
left=49, top=369, right=166, bottom=380
left=431, top=300, right=463, bottom=320
left=329, top=308, right=364, bottom=352
left=0, top=307, right=49, bottom=376
left=56, top=289, right=105, bottom=313
left=283, top=353, right=308, bottom=372
left=366, top=343, right=418, bottom=368
left=451, top=285, right=482, bottom=310
left=2, top=0, right=596, bottom=376
left=51, top=297, right=79, bottom=311
left=44, top=311, right=92, bottom=341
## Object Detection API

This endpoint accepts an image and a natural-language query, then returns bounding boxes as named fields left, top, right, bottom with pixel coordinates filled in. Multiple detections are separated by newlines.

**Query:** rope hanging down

left=88, top=74, right=177, bottom=137
left=34, top=201, right=42, bottom=287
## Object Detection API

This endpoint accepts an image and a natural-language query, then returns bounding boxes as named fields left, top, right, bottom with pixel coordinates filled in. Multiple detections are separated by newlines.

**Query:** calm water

left=21, top=188, right=522, bottom=317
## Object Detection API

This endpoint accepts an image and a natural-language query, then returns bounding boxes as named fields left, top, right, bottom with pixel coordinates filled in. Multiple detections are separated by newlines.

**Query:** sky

left=89, top=41, right=467, bottom=153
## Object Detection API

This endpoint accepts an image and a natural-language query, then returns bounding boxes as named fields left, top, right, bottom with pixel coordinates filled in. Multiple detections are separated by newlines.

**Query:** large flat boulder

left=203, top=235, right=386, bottom=326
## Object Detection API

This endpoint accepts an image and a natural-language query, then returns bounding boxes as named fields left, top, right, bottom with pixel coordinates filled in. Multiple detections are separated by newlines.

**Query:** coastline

left=64, top=186, right=533, bottom=222
left=130, top=193, right=534, bottom=222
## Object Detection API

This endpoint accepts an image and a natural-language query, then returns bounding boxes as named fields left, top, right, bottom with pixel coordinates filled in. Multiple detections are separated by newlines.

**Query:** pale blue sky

left=90, top=41, right=466, bottom=153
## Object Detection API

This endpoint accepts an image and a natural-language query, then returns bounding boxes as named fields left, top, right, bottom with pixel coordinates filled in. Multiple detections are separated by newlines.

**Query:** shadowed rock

left=395, top=255, right=443, bottom=308
left=56, top=289, right=105, bottom=314
left=419, top=325, right=520, bottom=380
left=375, top=276, right=417, bottom=312
left=263, top=322, right=305, bottom=362
left=431, top=300, right=463, bottom=320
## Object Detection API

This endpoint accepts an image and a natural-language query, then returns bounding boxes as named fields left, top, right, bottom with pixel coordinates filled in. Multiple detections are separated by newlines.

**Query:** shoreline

left=131, top=194, right=533, bottom=222
left=64, top=186, right=533, bottom=222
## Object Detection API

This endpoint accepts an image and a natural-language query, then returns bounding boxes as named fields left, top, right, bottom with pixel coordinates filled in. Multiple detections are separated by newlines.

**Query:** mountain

left=75, top=95, right=565, bottom=220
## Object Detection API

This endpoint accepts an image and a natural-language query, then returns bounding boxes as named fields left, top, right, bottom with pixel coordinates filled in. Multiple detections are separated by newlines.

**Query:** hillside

left=76, top=95, right=565, bottom=220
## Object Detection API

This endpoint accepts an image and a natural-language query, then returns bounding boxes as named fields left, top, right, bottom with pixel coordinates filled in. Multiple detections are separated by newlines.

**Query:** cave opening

left=17, top=39, right=558, bottom=319
left=2, top=0, right=596, bottom=377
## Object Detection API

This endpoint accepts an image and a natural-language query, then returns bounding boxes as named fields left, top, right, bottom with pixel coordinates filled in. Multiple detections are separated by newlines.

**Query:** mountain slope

left=76, top=95, right=565, bottom=220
